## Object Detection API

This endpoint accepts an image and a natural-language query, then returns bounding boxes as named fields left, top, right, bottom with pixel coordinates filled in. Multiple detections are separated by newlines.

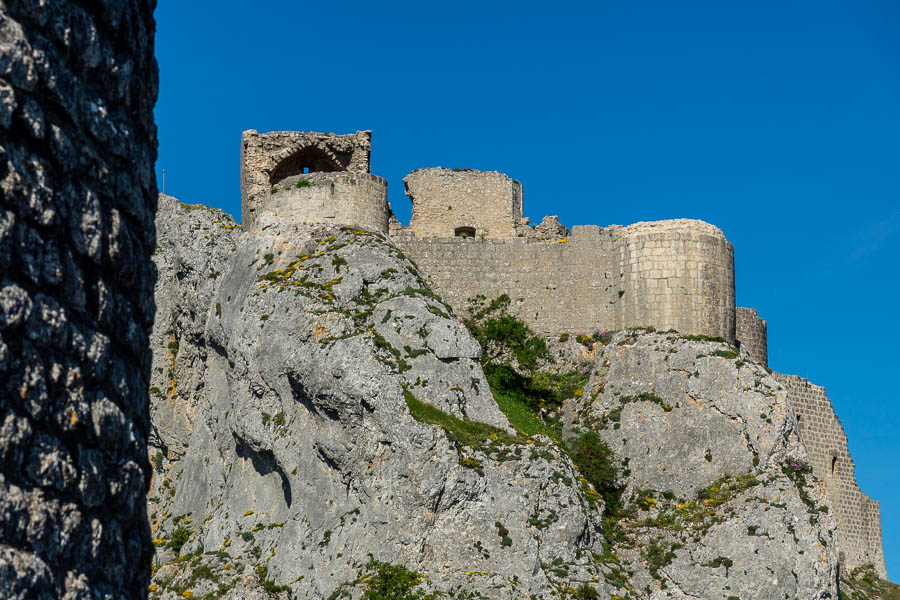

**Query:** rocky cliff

left=146, top=196, right=845, bottom=599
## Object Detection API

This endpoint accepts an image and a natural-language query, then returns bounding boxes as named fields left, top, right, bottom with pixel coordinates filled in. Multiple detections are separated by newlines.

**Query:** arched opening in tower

left=454, top=226, right=476, bottom=239
left=832, top=456, right=838, bottom=476
left=270, top=146, right=343, bottom=185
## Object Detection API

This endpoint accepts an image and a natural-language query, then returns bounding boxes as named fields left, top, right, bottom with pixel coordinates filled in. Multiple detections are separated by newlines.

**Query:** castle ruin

left=239, top=129, right=886, bottom=578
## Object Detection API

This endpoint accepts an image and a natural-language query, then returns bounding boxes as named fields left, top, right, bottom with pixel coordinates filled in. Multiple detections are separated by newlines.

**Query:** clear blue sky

left=154, top=0, right=900, bottom=577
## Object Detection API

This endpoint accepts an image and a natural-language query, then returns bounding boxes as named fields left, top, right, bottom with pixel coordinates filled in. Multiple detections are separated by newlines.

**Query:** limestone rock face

left=147, top=199, right=610, bottom=599
left=565, top=330, right=840, bottom=599
left=147, top=199, right=841, bottom=600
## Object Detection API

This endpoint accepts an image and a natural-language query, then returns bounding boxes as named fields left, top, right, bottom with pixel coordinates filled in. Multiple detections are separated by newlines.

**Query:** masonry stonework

left=774, top=374, right=888, bottom=578
left=238, top=130, right=888, bottom=576
left=736, top=306, right=768, bottom=366
left=254, top=172, right=388, bottom=233
left=404, top=168, right=524, bottom=238
left=395, top=219, right=735, bottom=341
left=240, top=129, right=372, bottom=230
left=0, top=2, right=158, bottom=598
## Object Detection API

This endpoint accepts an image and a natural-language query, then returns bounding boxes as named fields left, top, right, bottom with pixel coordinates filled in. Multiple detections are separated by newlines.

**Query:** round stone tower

left=614, top=219, right=736, bottom=342
left=240, top=129, right=389, bottom=233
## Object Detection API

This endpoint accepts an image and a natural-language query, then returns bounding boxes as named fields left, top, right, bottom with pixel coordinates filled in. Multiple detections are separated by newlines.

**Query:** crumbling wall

left=249, top=172, right=388, bottom=233
left=0, top=2, right=158, bottom=598
left=396, top=219, right=736, bottom=341
left=774, top=374, right=888, bottom=578
left=736, top=306, right=768, bottom=366
left=404, top=168, right=523, bottom=238
left=240, top=129, right=372, bottom=230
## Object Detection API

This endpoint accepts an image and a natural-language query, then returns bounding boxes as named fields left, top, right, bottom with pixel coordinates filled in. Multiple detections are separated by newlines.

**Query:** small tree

left=463, top=294, right=550, bottom=372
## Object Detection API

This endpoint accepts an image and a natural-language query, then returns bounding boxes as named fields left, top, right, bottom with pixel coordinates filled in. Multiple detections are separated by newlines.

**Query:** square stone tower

left=403, top=168, right=524, bottom=238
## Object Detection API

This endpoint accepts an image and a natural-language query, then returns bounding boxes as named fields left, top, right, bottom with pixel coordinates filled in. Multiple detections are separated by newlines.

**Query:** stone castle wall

left=396, top=219, right=736, bottom=341
left=240, top=129, right=372, bottom=230
left=250, top=172, right=388, bottom=233
left=404, top=168, right=524, bottom=238
left=237, top=128, right=888, bottom=586
left=736, top=306, right=768, bottom=366
left=612, top=220, right=735, bottom=339
left=0, top=2, right=158, bottom=598
left=774, top=373, right=888, bottom=578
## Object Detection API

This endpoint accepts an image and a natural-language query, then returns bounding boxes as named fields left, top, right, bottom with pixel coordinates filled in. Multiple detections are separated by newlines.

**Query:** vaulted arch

left=269, top=144, right=344, bottom=185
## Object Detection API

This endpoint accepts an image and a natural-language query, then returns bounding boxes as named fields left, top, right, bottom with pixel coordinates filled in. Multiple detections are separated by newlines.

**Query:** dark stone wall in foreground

left=0, top=2, right=158, bottom=598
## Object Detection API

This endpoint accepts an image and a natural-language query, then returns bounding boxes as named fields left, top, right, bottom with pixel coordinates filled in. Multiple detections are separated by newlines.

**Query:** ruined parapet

left=774, top=374, right=888, bottom=578
left=615, top=219, right=736, bottom=342
left=404, top=168, right=523, bottom=238
left=252, top=172, right=389, bottom=233
left=736, top=306, right=768, bottom=366
left=240, top=129, right=372, bottom=230
left=0, top=2, right=158, bottom=597
left=515, top=215, right=570, bottom=241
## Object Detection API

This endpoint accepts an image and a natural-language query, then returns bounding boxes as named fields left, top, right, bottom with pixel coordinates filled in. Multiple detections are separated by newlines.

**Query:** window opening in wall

left=270, top=146, right=342, bottom=186
left=455, top=226, right=476, bottom=239
left=832, top=456, right=838, bottom=476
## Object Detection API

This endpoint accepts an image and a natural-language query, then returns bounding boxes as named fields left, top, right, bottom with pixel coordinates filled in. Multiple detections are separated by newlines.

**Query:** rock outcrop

left=0, top=2, right=158, bottom=599
left=148, top=198, right=609, bottom=599
left=565, top=330, right=840, bottom=598
left=147, top=197, right=843, bottom=599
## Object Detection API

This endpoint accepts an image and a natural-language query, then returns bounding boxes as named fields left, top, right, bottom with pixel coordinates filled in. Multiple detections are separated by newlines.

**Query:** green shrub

left=495, top=521, right=512, bottom=547
left=460, top=456, right=483, bottom=472
left=567, top=431, right=622, bottom=513
left=464, top=294, right=549, bottom=372
left=168, top=526, right=192, bottom=554
left=574, top=583, right=599, bottom=599
left=644, top=537, right=679, bottom=580
left=558, top=332, right=570, bottom=343
left=361, top=559, right=432, bottom=600
left=295, top=179, right=312, bottom=189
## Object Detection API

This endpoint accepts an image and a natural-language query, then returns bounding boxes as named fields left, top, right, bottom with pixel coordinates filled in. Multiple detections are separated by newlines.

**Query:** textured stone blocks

left=775, top=373, right=887, bottom=578
left=404, top=168, right=524, bottom=238
left=240, top=129, right=372, bottom=230
left=396, top=219, right=735, bottom=341
left=251, top=172, right=388, bottom=233
left=736, top=307, right=768, bottom=366
left=1, top=2, right=158, bottom=597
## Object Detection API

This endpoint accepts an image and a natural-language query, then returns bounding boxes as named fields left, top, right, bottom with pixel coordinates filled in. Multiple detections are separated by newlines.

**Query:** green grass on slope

left=841, top=564, right=900, bottom=600
left=403, top=388, right=521, bottom=450
left=483, top=363, right=588, bottom=440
